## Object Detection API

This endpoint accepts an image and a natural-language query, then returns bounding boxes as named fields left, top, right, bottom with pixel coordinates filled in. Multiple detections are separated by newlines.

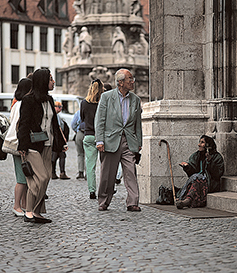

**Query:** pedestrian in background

left=17, top=69, right=67, bottom=223
left=80, top=79, right=104, bottom=199
left=3, top=78, right=32, bottom=216
left=95, top=68, right=142, bottom=211
left=51, top=101, right=70, bottom=180
left=71, top=110, right=86, bottom=179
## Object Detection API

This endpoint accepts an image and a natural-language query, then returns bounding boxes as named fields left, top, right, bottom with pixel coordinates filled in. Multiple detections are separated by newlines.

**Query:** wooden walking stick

left=159, top=139, right=176, bottom=205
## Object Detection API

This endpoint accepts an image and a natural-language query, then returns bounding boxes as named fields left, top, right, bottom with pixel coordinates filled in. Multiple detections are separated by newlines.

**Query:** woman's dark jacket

left=183, top=150, right=224, bottom=193
left=17, top=93, right=66, bottom=153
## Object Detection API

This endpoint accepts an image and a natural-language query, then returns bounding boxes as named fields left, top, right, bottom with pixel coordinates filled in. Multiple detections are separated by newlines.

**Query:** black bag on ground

left=156, top=185, right=174, bottom=205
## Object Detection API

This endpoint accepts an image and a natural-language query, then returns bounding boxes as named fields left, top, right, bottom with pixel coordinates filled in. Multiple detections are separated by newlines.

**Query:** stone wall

left=139, top=0, right=208, bottom=203
left=140, top=0, right=237, bottom=203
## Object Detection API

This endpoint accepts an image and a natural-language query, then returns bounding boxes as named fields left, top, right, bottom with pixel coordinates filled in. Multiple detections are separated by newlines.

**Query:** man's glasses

left=126, top=77, right=135, bottom=83
left=55, top=105, right=62, bottom=108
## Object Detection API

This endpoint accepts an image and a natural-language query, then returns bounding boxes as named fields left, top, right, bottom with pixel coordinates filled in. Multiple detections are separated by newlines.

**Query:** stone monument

left=58, top=0, right=149, bottom=102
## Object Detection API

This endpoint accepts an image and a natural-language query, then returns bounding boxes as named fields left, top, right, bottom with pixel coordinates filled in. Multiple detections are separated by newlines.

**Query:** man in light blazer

left=95, top=68, right=142, bottom=212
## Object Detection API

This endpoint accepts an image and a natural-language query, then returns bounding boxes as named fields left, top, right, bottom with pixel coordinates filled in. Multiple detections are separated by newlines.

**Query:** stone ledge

left=221, top=176, right=237, bottom=192
left=207, top=192, right=237, bottom=213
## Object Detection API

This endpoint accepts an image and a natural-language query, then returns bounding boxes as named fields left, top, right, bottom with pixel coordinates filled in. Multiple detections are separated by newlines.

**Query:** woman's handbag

left=21, top=154, right=34, bottom=177
left=30, top=131, right=49, bottom=143
left=2, top=139, right=20, bottom=156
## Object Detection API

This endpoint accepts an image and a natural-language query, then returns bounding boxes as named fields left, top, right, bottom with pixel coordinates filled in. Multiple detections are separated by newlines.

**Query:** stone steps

left=207, top=176, right=237, bottom=213
left=221, top=176, right=237, bottom=192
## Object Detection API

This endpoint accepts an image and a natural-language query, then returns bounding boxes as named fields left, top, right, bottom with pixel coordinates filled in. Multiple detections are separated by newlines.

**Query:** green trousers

left=83, top=135, right=98, bottom=193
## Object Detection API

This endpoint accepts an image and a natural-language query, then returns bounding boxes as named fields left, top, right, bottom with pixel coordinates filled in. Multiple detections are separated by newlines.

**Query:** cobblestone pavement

left=0, top=141, right=237, bottom=273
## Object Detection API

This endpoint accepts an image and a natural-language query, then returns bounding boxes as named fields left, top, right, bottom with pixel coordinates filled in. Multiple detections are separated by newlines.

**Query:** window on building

left=11, top=65, right=19, bottom=84
left=25, top=25, right=33, bottom=51
left=55, top=69, right=62, bottom=86
left=54, top=29, right=61, bottom=53
left=38, top=0, right=68, bottom=18
left=38, top=0, right=53, bottom=16
left=10, top=23, right=18, bottom=49
left=55, top=0, right=68, bottom=18
left=26, top=66, right=34, bottom=77
left=40, top=27, right=48, bottom=52
left=9, top=0, right=26, bottom=13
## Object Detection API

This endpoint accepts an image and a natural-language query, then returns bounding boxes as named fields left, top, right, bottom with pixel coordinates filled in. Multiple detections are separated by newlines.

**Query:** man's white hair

left=115, top=69, right=131, bottom=86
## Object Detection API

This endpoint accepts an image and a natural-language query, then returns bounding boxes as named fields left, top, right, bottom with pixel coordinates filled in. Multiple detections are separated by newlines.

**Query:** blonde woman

left=80, top=79, right=104, bottom=199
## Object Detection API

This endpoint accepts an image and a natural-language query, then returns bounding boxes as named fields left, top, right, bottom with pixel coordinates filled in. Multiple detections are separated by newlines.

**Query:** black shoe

left=24, top=215, right=35, bottom=223
left=76, top=172, right=84, bottom=179
left=52, top=173, right=59, bottom=179
left=45, top=194, right=48, bottom=199
left=90, top=192, right=96, bottom=199
left=34, top=216, right=52, bottom=223
left=115, top=179, right=121, bottom=184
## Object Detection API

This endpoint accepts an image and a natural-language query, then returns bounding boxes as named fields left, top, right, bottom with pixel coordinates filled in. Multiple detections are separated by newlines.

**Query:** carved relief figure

left=78, top=27, right=92, bottom=61
left=112, top=26, right=126, bottom=63
left=116, top=0, right=124, bottom=13
left=140, top=33, right=148, bottom=55
left=73, top=0, right=85, bottom=17
left=130, top=0, right=142, bottom=17
left=62, top=27, right=74, bottom=66
left=104, top=0, right=113, bottom=13
left=89, top=0, right=99, bottom=14
left=89, top=66, right=112, bottom=83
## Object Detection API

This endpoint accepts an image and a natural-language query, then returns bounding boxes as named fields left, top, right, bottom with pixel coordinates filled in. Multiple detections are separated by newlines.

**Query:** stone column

left=138, top=0, right=208, bottom=203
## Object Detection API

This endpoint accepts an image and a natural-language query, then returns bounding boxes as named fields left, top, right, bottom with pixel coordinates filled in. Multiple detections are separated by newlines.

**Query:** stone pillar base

left=138, top=100, right=209, bottom=204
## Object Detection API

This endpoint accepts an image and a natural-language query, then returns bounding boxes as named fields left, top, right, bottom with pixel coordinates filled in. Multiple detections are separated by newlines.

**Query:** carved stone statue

left=78, top=27, right=92, bottom=62
left=73, top=0, right=85, bottom=17
left=140, top=33, right=149, bottom=55
left=62, top=27, right=73, bottom=66
left=89, top=66, right=112, bottom=82
left=112, top=26, right=126, bottom=63
left=130, top=0, right=142, bottom=17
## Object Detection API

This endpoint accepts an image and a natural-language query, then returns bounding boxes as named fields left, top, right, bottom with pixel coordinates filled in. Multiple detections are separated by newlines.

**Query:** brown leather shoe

left=127, top=205, right=141, bottom=212
left=60, top=172, right=70, bottom=180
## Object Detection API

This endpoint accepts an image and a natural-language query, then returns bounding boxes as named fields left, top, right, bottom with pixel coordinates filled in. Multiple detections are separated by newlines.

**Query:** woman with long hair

left=176, top=135, right=224, bottom=209
left=80, top=79, right=104, bottom=199
left=17, top=69, right=67, bottom=223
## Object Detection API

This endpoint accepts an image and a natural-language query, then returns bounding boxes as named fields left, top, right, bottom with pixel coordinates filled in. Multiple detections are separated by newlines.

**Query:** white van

left=0, top=93, right=83, bottom=140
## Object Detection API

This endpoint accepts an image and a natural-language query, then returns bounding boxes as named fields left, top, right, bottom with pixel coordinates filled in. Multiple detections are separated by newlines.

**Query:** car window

left=0, top=98, right=12, bottom=113
left=61, top=100, right=80, bottom=115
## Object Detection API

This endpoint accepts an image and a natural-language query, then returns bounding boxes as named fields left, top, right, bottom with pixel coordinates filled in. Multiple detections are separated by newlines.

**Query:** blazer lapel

left=126, top=93, right=136, bottom=124
left=112, top=89, right=123, bottom=121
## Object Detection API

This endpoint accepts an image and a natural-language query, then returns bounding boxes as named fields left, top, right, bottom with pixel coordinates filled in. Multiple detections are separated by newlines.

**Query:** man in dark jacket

left=51, top=101, right=70, bottom=180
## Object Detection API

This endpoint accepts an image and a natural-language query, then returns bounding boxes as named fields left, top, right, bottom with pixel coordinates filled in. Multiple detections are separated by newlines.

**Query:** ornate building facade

left=59, top=0, right=149, bottom=103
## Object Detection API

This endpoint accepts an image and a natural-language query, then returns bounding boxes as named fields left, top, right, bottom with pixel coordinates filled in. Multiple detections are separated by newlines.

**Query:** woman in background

left=4, top=78, right=32, bottom=216
left=80, top=79, right=104, bottom=199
